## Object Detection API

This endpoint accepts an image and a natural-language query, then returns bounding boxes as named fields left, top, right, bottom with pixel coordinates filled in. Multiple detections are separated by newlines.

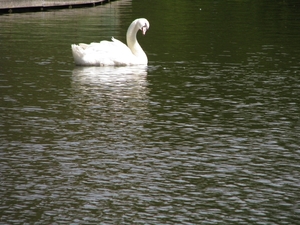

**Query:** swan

left=71, top=18, right=150, bottom=66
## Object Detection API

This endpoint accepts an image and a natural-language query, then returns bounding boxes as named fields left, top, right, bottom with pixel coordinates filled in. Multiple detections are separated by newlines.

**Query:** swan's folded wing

left=82, top=38, right=135, bottom=65
left=72, top=38, right=139, bottom=66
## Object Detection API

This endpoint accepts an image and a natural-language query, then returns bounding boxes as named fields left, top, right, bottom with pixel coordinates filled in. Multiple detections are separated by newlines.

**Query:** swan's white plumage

left=71, top=18, right=150, bottom=66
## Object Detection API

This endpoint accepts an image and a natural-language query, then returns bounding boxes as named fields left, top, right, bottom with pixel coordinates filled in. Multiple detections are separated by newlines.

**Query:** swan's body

left=71, top=18, right=150, bottom=66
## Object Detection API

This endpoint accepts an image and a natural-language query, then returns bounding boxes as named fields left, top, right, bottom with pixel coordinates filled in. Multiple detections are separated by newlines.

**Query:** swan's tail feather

left=71, top=44, right=86, bottom=65
left=79, top=43, right=89, bottom=49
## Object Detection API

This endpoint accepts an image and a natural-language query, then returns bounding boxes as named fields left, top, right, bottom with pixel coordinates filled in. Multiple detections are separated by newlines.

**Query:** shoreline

left=0, top=0, right=116, bottom=14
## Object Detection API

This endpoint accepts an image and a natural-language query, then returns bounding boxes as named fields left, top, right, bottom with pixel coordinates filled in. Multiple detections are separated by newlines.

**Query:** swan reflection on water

left=71, top=65, right=149, bottom=105
left=72, top=65, right=148, bottom=86
left=71, top=66, right=150, bottom=140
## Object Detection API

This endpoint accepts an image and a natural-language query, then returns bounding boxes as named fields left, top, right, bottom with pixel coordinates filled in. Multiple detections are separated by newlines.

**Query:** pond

left=1, top=0, right=300, bottom=224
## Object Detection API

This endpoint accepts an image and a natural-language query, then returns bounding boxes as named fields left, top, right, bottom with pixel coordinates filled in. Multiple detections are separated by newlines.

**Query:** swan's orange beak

left=141, top=26, right=147, bottom=35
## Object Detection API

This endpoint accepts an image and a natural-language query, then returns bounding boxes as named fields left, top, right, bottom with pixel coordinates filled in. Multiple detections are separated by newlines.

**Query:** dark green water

left=1, top=0, right=300, bottom=224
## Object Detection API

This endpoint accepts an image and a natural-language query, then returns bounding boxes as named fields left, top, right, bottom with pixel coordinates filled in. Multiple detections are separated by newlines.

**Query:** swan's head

left=137, top=18, right=150, bottom=35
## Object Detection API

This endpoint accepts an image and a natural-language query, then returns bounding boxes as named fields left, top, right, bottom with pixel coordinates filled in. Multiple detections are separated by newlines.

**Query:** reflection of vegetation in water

left=132, top=0, right=300, bottom=62
left=0, top=0, right=130, bottom=70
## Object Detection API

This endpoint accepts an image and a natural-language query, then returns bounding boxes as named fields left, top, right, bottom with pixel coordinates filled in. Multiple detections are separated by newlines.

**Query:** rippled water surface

left=1, top=0, right=300, bottom=224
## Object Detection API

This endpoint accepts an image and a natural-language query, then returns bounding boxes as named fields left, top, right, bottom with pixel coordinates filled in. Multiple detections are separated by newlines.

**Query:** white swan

left=71, top=18, right=150, bottom=66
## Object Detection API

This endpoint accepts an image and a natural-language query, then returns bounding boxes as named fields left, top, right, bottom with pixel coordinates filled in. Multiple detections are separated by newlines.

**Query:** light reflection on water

left=1, top=0, right=300, bottom=224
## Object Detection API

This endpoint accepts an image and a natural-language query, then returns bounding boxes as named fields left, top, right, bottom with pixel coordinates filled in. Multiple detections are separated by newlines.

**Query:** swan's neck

left=126, top=20, right=147, bottom=62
